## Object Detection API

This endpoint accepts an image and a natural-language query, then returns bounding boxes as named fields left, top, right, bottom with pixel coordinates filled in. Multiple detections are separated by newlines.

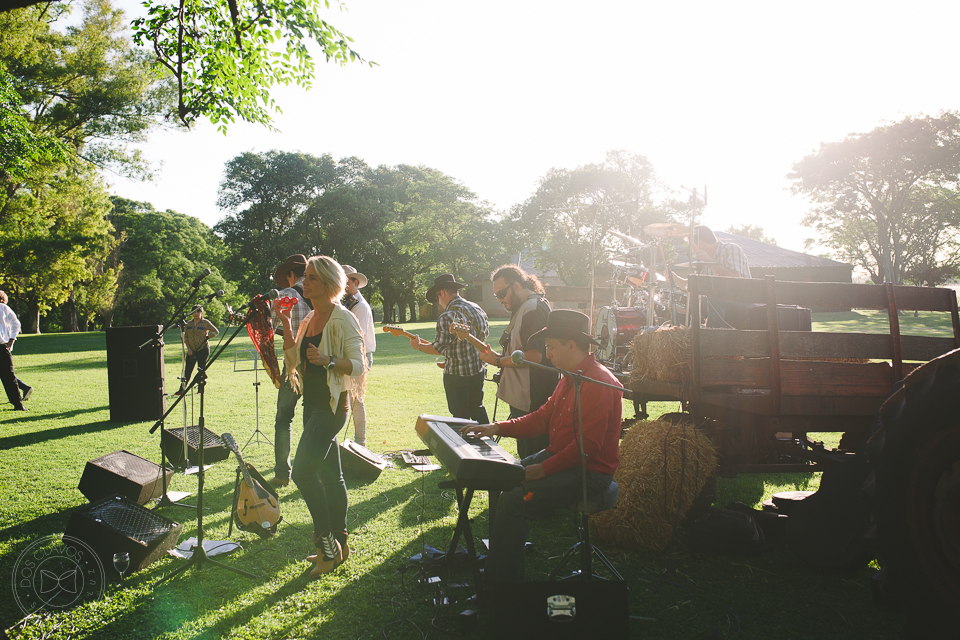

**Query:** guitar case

left=233, top=462, right=283, bottom=538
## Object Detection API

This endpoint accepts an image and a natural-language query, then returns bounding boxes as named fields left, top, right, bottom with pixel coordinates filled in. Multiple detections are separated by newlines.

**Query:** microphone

left=236, top=289, right=279, bottom=312
left=510, top=349, right=525, bottom=365
left=201, top=289, right=225, bottom=302
left=190, top=268, right=212, bottom=288
left=510, top=350, right=559, bottom=375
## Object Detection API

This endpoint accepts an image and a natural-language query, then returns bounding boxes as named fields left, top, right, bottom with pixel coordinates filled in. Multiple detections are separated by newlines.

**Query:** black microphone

left=201, top=289, right=225, bottom=302
left=236, top=289, right=279, bottom=312
left=510, top=350, right=558, bottom=374
left=190, top=268, right=212, bottom=288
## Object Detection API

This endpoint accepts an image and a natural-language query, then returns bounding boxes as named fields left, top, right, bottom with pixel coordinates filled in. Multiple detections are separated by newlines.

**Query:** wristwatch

left=325, top=358, right=336, bottom=371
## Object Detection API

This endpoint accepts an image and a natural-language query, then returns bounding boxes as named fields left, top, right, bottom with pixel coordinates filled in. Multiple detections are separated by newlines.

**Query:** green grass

left=0, top=316, right=918, bottom=639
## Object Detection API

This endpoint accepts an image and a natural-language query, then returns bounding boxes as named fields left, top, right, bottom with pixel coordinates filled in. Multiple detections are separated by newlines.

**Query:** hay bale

left=591, top=419, right=718, bottom=551
left=628, top=325, right=691, bottom=385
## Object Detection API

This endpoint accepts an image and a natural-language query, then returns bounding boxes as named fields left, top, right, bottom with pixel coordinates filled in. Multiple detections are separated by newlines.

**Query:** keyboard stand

left=438, top=481, right=487, bottom=610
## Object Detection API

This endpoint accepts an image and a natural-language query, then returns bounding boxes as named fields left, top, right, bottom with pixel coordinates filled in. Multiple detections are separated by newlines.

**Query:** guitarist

left=479, top=265, right=559, bottom=459
left=269, top=254, right=312, bottom=488
left=410, top=274, right=490, bottom=424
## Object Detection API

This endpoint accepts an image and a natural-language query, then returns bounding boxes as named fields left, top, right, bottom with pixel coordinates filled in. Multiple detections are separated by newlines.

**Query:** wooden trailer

left=629, top=274, right=960, bottom=476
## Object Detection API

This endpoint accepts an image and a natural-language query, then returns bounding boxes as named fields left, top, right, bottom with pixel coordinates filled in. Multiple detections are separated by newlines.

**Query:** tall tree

left=790, top=112, right=960, bottom=285
left=507, top=150, right=675, bottom=286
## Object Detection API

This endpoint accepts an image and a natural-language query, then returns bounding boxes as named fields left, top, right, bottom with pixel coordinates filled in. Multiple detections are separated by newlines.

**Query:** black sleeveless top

left=301, top=333, right=332, bottom=410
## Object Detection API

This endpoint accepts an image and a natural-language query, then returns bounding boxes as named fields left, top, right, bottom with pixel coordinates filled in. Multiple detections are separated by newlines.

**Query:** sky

left=104, top=0, right=960, bottom=254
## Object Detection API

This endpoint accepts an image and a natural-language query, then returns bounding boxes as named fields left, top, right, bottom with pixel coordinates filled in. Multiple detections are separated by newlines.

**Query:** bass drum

left=595, top=307, right=646, bottom=362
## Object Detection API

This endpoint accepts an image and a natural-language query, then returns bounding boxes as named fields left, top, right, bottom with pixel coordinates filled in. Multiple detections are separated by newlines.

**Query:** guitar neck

left=382, top=325, right=418, bottom=340
left=222, top=433, right=255, bottom=488
left=451, top=323, right=494, bottom=356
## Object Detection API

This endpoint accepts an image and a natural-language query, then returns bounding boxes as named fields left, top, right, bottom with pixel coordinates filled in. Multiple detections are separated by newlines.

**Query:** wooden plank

left=629, top=379, right=682, bottom=400
left=700, top=359, right=899, bottom=397
left=765, top=276, right=781, bottom=415
left=691, top=276, right=957, bottom=311
left=699, top=329, right=955, bottom=361
left=698, top=391, right=885, bottom=416
left=885, top=283, right=903, bottom=381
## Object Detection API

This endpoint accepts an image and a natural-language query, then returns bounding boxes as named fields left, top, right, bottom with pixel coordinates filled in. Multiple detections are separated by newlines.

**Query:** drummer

left=670, top=225, right=751, bottom=328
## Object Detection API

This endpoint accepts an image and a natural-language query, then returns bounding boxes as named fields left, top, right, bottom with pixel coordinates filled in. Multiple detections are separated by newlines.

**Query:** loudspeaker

left=488, top=580, right=630, bottom=639
left=64, top=496, right=182, bottom=575
left=78, top=450, right=174, bottom=506
left=106, top=326, right=166, bottom=422
left=161, top=426, right=230, bottom=467
left=340, top=439, right=388, bottom=481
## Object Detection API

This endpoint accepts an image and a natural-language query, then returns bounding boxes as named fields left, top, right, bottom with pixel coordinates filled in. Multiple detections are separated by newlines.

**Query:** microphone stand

left=511, top=352, right=625, bottom=580
left=152, top=307, right=262, bottom=583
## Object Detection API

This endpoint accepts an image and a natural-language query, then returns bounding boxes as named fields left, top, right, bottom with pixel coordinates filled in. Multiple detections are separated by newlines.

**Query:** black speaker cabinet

left=161, top=426, right=230, bottom=467
left=746, top=304, right=813, bottom=331
left=64, top=496, right=182, bottom=575
left=488, top=580, right=630, bottom=639
left=340, top=439, right=388, bottom=481
left=106, top=326, right=166, bottom=422
left=78, top=450, right=174, bottom=505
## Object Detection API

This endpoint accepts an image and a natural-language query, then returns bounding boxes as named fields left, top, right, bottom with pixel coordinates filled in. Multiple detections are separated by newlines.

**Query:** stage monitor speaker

left=161, top=426, right=230, bottom=467
left=488, top=580, right=630, bottom=639
left=106, top=325, right=166, bottom=422
left=78, top=450, right=174, bottom=506
left=340, top=439, right=388, bottom=481
left=64, top=496, right=182, bottom=575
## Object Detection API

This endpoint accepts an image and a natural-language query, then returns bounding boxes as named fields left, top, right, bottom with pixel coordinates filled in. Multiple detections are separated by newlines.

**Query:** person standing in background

left=341, top=265, right=376, bottom=447
left=0, top=291, right=28, bottom=411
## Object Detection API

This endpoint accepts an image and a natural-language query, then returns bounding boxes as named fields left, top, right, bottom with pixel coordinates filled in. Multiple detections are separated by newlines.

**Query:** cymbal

left=644, top=222, right=689, bottom=238
left=608, top=259, right=640, bottom=269
left=608, top=229, right=644, bottom=246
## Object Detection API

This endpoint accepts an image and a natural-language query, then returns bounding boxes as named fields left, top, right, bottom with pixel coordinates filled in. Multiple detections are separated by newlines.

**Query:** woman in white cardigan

left=277, top=255, right=365, bottom=577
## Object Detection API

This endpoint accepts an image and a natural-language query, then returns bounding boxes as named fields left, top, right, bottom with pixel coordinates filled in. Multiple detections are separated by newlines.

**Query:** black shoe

left=13, top=406, right=27, bottom=412
left=21, top=387, right=33, bottom=401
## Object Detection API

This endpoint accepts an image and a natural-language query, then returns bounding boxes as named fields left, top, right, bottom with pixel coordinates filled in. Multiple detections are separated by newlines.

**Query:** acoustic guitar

left=222, top=432, right=281, bottom=537
left=382, top=325, right=446, bottom=368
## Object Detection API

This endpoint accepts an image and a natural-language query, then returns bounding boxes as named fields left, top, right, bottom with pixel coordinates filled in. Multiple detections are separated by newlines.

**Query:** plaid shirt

left=272, top=277, right=311, bottom=338
left=431, top=296, right=489, bottom=377
left=711, top=240, right=752, bottom=279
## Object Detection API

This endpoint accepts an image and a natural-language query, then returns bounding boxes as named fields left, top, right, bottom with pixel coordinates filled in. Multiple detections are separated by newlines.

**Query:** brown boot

left=308, top=530, right=342, bottom=578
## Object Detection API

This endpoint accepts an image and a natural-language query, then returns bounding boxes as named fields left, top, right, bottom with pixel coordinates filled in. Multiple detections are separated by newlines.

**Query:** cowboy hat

left=341, top=265, right=368, bottom=288
left=272, top=254, right=308, bottom=287
left=426, top=273, right=468, bottom=304
left=528, top=309, right=601, bottom=347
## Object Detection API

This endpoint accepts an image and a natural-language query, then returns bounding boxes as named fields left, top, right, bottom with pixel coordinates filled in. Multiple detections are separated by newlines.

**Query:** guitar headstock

left=451, top=322, right=472, bottom=340
left=383, top=325, right=406, bottom=337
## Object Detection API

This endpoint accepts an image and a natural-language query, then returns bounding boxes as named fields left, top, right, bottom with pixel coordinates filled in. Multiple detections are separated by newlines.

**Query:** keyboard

left=414, top=415, right=524, bottom=491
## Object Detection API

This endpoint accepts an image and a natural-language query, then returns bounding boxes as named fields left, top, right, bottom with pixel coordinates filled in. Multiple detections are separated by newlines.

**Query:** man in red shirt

left=461, top=310, right=622, bottom=584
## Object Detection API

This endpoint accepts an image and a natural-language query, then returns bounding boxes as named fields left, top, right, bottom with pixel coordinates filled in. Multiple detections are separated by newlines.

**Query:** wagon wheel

left=871, top=350, right=960, bottom=637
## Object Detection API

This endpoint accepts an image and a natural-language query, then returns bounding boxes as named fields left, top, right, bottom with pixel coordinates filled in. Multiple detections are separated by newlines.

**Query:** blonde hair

left=307, top=256, right=346, bottom=302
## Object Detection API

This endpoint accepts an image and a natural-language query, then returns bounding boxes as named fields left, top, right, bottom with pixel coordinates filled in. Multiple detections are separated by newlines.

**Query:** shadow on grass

left=0, top=414, right=124, bottom=450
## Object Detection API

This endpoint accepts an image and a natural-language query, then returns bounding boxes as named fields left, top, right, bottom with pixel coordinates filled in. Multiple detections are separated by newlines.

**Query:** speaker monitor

left=488, top=580, right=630, bottom=639
left=340, top=439, right=388, bottom=481
left=106, top=326, right=166, bottom=422
left=161, top=426, right=230, bottom=468
left=78, top=450, right=174, bottom=506
left=64, top=496, right=182, bottom=575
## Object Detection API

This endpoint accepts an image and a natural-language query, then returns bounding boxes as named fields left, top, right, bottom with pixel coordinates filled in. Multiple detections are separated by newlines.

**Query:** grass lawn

left=0, top=312, right=937, bottom=639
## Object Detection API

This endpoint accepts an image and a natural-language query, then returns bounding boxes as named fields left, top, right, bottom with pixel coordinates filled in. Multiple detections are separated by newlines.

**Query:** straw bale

left=628, top=325, right=691, bottom=385
left=591, top=419, right=718, bottom=551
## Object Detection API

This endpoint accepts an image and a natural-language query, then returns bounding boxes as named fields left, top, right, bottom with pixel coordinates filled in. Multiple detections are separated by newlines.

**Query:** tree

left=725, top=224, right=777, bottom=245
left=109, top=197, right=232, bottom=327
left=507, top=150, right=676, bottom=286
left=790, top=112, right=960, bottom=285
left=131, top=0, right=372, bottom=130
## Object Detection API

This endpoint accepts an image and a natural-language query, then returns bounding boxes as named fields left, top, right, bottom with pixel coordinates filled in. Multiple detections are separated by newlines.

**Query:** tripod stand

left=236, top=350, right=273, bottom=451
left=151, top=312, right=262, bottom=582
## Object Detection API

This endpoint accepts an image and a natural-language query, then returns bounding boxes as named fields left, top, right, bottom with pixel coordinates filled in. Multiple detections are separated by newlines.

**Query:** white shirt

left=0, top=303, right=22, bottom=345
left=349, top=291, right=377, bottom=354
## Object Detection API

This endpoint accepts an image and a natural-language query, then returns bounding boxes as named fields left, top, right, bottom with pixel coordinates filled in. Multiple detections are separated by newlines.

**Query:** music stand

left=233, top=350, right=273, bottom=450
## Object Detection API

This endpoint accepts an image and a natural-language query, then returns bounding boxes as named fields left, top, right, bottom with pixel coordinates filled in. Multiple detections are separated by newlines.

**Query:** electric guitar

left=382, top=325, right=446, bottom=368
left=222, top=432, right=281, bottom=537
left=450, top=322, right=494, bottom=356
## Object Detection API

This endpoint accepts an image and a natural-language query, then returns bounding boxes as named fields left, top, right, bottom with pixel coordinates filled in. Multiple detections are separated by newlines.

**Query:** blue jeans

left=483, top=450, right=613, bottom=585
left=274, top=373, right=302, bottom=481
left=443, top=372, right=489, bottom=423
left=292, top=398, right=349, bottom=538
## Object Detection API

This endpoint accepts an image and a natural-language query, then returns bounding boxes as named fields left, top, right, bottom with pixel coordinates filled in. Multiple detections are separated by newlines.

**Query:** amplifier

left=161, top=426, right=230, bottom=467
left=64, top=496, right=182, bottom=575
left=78, top=450, right=174, bottom=506
left=340, top=439, right=389, bottom=481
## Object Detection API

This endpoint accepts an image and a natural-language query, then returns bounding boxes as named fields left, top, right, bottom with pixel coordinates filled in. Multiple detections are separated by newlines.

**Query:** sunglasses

left=495, top=284, right=512, bottom=300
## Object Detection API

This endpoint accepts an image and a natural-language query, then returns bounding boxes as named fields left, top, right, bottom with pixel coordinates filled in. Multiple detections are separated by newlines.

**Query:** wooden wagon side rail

left=698, top=330, right=956, bottom=362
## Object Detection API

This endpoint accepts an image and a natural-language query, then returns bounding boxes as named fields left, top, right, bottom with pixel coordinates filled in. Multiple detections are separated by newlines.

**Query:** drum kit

left=594, top=222, right=710, bottom=369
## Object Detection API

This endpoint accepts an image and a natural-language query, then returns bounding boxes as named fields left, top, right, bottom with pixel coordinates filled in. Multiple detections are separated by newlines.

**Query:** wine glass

left=113, top=552, right=130, bottom=583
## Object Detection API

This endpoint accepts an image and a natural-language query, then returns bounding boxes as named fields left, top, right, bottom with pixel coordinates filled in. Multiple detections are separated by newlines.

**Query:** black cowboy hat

left=426, top=273, right=468, bottom=304
left=528, top=309, right=601, bottom=347
left=273, top=254, right=308, bottom=286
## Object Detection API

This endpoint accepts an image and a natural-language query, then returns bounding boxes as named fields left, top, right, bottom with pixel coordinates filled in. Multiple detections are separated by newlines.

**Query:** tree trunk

left=27, top=304, right=40, bottom=334
left=407, top=298, right=417, bottom=322
left=397, top=300, right=408, bottom=323
left=63, top=290, right=79, bottom=332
